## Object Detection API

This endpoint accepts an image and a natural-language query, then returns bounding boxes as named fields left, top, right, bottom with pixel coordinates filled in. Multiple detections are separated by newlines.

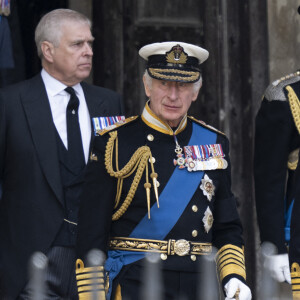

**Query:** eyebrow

left=71, top=36, right=95, bottom=44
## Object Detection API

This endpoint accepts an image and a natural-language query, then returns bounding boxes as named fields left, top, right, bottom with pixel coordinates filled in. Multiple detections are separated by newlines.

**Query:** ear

left=192, top=81, right=202, bottom=102
left=143, top=75, right=151, bottom=98
left=41, top=41, right=55, bottom=63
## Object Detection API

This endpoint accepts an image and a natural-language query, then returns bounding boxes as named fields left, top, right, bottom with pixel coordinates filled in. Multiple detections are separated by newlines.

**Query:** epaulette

left=264, top=71, right=300, bottom=102
left=188, top=116, right=226, bottom=136
left=96, top=116, right=138, bottom=136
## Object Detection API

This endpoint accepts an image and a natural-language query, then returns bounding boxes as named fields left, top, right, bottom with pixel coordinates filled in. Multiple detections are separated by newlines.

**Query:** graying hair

left=143, top=70, right=202, bottom=93
left=35, top=9, right=91, bottom=58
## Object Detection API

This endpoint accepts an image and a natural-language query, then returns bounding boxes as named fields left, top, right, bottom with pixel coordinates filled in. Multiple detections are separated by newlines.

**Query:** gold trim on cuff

left=76, top=259, right=106, bottom=300
left=291, top=262, right=300, bottom=298
left=216, top=244, right=246, bottom=282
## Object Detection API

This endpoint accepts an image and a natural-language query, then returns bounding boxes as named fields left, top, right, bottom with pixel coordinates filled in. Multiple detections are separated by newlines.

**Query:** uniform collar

left=141, top=100, right=187, bottom=135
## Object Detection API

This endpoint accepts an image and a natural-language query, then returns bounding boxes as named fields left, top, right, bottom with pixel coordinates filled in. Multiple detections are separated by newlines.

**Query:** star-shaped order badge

left=200, top=174, right=215, bottom=201
left=202, top=206, right=214, bottom=233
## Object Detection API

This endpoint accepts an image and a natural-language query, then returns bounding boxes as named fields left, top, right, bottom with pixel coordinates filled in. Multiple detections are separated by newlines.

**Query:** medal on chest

left=173, top=134, right=186, bottom=169
left=173, top=141, right=228, bottom=171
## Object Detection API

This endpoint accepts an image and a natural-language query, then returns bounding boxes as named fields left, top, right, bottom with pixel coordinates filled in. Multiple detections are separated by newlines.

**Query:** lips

left=78, top=63, right=92, bottom=69
left=80, top=63, right=91, bottom=66
left=164, top=104, right=180, bottom=110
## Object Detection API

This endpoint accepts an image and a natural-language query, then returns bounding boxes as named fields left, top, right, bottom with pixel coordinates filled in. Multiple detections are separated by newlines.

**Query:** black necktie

left=65, top=87, right=85, bottom=173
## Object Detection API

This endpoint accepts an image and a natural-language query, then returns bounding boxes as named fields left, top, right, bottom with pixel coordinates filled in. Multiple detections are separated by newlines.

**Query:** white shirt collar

left=41, top=69, right=83, bottom=97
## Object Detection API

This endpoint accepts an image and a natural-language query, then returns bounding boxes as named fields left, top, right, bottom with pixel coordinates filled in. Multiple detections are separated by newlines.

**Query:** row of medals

left=186, top=157, right=228, bottom=171
left=175, top=155, right=228, bottom=171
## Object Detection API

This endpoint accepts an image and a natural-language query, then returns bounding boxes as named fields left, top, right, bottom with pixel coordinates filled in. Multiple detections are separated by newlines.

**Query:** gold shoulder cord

left=105, top=131, right=159, bottom=221
left=286, top=85, right=300, bottom=170
left=287, top=85, right=300, bottom=134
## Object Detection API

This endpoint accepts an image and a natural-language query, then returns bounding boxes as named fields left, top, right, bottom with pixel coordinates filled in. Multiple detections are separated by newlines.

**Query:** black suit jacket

left=0, top=74, right=124, bottom=298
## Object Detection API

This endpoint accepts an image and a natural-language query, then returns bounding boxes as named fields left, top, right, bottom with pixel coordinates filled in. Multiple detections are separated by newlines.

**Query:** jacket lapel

left=21, top=75, right=64, bottom=204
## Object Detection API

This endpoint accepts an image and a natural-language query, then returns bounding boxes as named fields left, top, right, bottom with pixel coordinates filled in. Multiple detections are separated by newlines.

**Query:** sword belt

left=109, top=237, right=212, bottom=256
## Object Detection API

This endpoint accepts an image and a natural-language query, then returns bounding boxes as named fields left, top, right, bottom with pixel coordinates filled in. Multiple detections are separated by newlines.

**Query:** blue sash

left=285, top=200, right=294, bottom=242
left=105, top=122, right=217, bottom=299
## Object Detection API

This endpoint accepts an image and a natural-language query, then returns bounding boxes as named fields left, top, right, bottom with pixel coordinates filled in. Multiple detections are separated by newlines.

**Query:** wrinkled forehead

left=59, top=20, right=93, bottom=40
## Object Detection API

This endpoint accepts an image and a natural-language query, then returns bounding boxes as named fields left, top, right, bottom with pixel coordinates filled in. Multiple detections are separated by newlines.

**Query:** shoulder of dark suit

left=80, top=81, right=120, bottom=98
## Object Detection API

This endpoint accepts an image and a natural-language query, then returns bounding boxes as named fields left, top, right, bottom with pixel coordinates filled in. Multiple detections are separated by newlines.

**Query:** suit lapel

left=21, top=75, right=64, bottom=204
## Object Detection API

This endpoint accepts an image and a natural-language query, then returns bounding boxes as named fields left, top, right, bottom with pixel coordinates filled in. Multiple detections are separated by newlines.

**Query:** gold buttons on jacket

left=147, top=134, right=154, bottom=141
left=160, top=254, right=168, bottom=260
left=149, top=157, right=156, bottom=163
left=192, top=230, right=198, bottom=237
left=190, top=255, right=197, bottom=261
left=192, top=205, right=198, bottom=212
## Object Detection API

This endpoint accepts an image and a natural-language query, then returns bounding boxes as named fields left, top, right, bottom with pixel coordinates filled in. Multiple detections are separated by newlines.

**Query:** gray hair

left=143, top=70, right=202, bottom=93
left=35, top=9, right=91, bottom=58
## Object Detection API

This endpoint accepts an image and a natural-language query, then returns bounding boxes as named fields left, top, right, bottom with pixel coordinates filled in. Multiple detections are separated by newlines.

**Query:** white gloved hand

left=224, top=278, right=252, bottom=300
left=263, top=253, right=291, bottom=284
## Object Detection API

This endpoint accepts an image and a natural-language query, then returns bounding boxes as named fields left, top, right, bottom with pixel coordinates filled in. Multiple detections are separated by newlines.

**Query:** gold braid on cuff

left=216, top=244, right=246, bottom=282
left=291, top=262, right=300, bottom=299
left=76, top=259, right=106, bottom=300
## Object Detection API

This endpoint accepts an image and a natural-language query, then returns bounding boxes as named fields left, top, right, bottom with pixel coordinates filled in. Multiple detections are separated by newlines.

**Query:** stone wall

left=268, top=0, right=300, bottom=81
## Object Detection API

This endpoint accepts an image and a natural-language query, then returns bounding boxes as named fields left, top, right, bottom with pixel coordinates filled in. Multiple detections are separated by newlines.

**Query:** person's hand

left=224, top=278, right=252, bottom=300
left=263, top=253, right=291, bottom=283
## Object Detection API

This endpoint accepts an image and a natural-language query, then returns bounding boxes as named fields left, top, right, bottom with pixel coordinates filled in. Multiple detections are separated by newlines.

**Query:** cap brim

left=148, top=67, right=200, bottom=83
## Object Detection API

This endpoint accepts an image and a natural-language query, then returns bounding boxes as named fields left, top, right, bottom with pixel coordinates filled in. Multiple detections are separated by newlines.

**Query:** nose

left=83, top=42, right=93, bottom=56
left=168, top=84, right=179, bottom=101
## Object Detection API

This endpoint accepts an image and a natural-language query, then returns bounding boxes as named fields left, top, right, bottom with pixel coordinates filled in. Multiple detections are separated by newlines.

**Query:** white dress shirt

left=41, top=69, right=91, bottom=163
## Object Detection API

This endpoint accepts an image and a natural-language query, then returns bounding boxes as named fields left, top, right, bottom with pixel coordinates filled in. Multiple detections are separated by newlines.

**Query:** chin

left=77, top=71, right=91, bottom=80
left=163, top=113, right=181, bottom=122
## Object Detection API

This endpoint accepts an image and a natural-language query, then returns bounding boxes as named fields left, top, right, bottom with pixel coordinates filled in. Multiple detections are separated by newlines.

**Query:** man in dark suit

left=0, top=8, right=123, bottom=299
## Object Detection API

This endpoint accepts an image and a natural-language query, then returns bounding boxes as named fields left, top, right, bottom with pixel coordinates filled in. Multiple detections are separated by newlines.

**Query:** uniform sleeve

left=212, top=135, right=246, bottom=286
left=254, top=97, right=297, bottom=253
left=288, top=80, right=300, bottom=297
left=212, top=135, right=243, bottom=248
left=76, top=136, right=116, bottom=262
left=290, top=163, right=300, bottom=298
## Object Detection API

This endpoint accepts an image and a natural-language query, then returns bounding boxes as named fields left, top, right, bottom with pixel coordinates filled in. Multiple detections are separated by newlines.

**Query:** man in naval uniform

left=285, top=76, right=300, bottom=299
left=254, top=8, right=300, bottom=299
left=76, top=41, right=251, bottom=300
left=254, top=71, right=300, bottom=288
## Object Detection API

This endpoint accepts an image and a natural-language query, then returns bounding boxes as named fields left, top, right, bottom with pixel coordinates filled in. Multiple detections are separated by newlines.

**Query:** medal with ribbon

left=173, top=134, right=186, bottom=169
left=173, top=143, right=228, bottom=171
left=92, top=116, right=125, bottom=135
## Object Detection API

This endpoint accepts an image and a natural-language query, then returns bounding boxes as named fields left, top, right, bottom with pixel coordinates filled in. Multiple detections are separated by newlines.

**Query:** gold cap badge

left=166, top=44, right=188, bottom=64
